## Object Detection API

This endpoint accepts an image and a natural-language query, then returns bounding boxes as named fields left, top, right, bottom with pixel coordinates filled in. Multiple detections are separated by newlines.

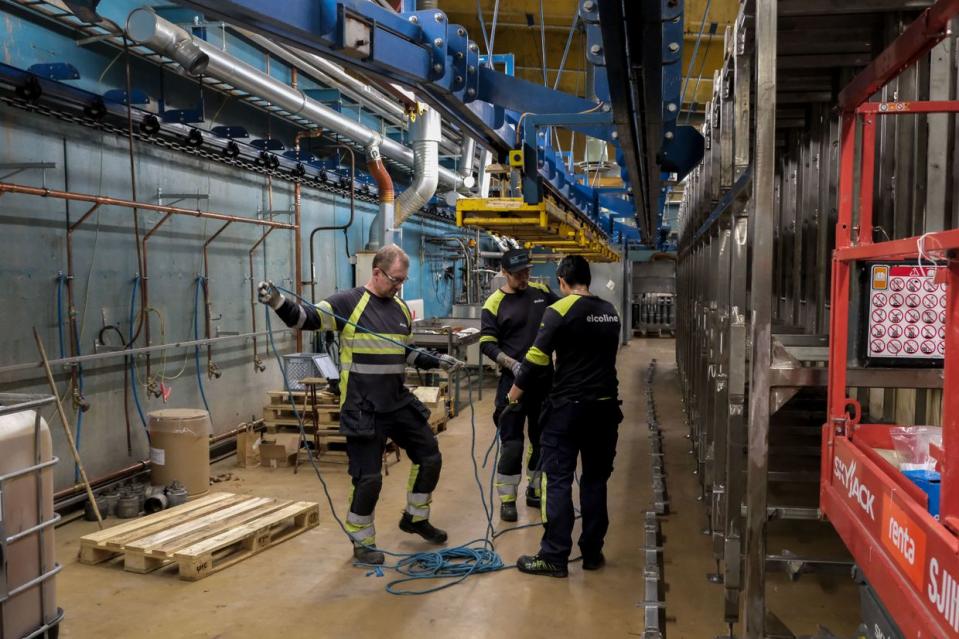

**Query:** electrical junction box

left=862, top=262, right=946, bottom=364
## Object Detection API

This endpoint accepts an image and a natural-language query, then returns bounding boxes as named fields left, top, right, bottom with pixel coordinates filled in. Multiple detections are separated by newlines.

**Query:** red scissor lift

left=824, top=1, right=959, bottom=636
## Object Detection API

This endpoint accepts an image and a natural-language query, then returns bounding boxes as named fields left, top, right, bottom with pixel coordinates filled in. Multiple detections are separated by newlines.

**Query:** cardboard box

left=236, top=431, right=261, bottom=468
left=259, top=433, right=302, bottom=468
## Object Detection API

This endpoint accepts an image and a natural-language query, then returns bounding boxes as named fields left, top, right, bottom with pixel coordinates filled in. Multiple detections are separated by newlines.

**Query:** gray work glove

left=257, top=280, right=284, bottom=310
left=495, top=351, right=522, bottom=377
left=436, top=353, right=464, bottom=372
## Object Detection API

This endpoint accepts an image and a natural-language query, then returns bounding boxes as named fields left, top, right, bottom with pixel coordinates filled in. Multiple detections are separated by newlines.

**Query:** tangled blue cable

left=264, top=285, right=522, bottom=595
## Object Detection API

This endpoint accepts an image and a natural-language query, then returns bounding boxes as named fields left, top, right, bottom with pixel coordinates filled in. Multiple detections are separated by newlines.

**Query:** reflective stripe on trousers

left=406, top=463, right=431, bottom=521
left=540, top=473, right=548, bottom=522
left=346, top=511, right=375, bottom=546
left=528, top=470, right=543, bottom=498
left=496, top=473, right=521, bottom=503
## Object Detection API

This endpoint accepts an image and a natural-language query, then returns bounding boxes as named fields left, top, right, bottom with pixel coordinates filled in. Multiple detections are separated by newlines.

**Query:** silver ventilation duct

left=126, top=8, right=467, bottom=191
left=394, top=107, right=441, bottom=227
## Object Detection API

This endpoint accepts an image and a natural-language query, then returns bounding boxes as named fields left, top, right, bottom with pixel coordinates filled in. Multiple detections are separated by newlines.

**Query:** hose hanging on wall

left=128, top=276, right=148, bottom=435
left=193, top=276, right=212, bottom=416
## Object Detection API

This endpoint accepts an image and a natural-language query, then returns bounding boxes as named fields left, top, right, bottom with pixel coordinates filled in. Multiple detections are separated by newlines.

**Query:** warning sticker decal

left=868, top=265, right=946, bottom=360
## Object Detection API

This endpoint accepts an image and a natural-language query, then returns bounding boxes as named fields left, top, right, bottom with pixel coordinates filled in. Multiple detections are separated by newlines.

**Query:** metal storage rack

left=676, top=0, right=957, bottom=635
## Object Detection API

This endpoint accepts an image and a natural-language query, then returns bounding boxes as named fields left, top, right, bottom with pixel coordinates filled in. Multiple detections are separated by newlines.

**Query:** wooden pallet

left=263, top=403, right=341, bottom=425
left=78, top=492, right=320, bottom=581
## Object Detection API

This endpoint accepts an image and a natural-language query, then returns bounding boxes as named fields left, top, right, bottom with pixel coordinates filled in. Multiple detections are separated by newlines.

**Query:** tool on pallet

left=32, top=326, right=104, bottom=529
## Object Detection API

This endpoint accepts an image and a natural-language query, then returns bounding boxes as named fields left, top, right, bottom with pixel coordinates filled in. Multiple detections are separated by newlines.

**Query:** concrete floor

left=54, top=340, right=859, bottom=638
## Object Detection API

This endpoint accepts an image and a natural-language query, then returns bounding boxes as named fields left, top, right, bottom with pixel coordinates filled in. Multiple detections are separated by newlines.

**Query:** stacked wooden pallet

left=263, top=383, right=449, bottom=441
left=78, top=492, right=319, bottom=581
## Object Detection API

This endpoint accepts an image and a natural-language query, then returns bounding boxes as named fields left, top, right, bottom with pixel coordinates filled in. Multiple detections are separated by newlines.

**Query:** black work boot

left=525, top=485, right=541, bottom=508
left=500, top=501, right=518, bottom=522
left=353, top=544, right=385, bottom=565
left=517, top=553, right=568, bottom=578
left=582, top=552, right=606, bottom=571
left=399, top=513, right=448, bottom=544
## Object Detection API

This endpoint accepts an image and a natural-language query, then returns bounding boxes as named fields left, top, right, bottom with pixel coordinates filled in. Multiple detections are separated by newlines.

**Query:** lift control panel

left=864, top=263, right=946, bottom=363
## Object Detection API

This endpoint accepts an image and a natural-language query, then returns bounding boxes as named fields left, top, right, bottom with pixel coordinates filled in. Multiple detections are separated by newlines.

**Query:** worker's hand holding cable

left=257, top=280, right=284, bottom=309
left=435, top=351, right=464, bottom=372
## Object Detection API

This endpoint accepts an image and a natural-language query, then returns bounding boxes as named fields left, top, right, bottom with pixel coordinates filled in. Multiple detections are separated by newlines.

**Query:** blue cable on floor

left=264, top=286, right=524, bottom=595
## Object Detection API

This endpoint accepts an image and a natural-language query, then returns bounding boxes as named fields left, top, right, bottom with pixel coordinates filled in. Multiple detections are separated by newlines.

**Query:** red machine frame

left=823, top=1, right=959, bottom=636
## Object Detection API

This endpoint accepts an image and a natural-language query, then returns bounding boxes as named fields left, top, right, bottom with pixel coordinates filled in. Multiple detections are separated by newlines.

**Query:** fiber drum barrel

left=148, top=409, right=212, bottom=497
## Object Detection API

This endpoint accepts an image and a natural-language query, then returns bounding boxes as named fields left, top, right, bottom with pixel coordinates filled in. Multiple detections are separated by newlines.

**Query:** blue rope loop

left=262, top=286, right=540, bottom=595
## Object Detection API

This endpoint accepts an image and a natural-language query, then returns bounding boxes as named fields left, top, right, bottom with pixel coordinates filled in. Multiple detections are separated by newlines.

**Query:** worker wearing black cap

left=480, top=248, right=559, bottom=522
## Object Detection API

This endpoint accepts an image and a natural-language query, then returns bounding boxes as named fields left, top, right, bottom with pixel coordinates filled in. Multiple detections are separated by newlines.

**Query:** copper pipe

left=202, top=221, right=233, bottom=370
left=367, top=151, right=394, bottom=248
left=0, top=182, right=296, bottom=230
left=292, top=128, right=325, bottom=350
left=367, top=155, right=394, bottom=202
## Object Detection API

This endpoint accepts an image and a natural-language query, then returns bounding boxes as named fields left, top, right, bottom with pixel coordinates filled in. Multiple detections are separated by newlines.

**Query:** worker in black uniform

left=508, top=255, right=622, bottom=577
left=480, top=248, right=558, bottom=522
left=258, top=245, right=460, bottom=565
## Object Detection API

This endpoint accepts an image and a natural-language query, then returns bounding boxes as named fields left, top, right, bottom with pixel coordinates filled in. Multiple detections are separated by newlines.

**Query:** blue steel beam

left=172, top=0, right=635, bottom=242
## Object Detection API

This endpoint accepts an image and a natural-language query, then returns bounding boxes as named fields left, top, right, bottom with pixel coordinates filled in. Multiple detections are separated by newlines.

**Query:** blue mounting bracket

left=478, top=54, right=515, bottom=77
left=211, top=125, right=250, bottom=139
left=250, top=138, right=286, bottom=151
left=520, top=110, right=614, bottom=206
left=28, top=63, right=79, bottom=81
left=103, top=88, right=150, bottom=106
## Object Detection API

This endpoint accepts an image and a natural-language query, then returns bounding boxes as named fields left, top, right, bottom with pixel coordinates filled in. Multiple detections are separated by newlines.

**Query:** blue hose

left=193, top=277, right=212, bottom=416
left=55, top=274, right=66, bottom=358
left=264, top=286, right=525, bottom=595
left=128, top=276, right=148, bottom=435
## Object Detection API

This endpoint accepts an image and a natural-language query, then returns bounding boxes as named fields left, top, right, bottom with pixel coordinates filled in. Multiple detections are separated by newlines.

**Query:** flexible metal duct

left=394, top=107, right=441, bottom=227
left=126, top=8, right=465, bottom=191
left=366, top=147, right=394, bottom=249
left=459, top=136, right=476, bottom=182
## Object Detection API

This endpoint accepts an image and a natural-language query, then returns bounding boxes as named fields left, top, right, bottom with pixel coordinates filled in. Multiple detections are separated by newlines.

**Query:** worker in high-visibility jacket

left=258, top=245, right=460, bottom=565
left=480, top=248, right=558, bottom=522
left=508, top=255, right=623, bottom=578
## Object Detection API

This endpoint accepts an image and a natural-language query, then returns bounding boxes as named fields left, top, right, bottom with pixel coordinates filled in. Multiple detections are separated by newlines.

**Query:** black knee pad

left=498, top=439, right=524, bottom=474
left=412, top=452, right=442, bottom=493
left=350, top=473, right=383, bottom=515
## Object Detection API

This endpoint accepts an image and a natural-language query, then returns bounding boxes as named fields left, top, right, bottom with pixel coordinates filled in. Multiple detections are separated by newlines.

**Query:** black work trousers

left=492, top=373, right=545, bottom=495
left=538, top=398, right=622, bottom=565
left=346, top=400, right=442, bottom=518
